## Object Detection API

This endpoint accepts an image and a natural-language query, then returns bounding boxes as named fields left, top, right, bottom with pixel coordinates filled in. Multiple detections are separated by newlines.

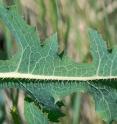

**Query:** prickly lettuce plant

left=0, top=5, right=117, bottom=124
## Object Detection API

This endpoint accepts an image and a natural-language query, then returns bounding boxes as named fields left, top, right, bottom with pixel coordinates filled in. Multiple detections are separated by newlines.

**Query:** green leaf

left=24, top=97, right=48, bottom=124
left=0, top=5, right=117, bottom=124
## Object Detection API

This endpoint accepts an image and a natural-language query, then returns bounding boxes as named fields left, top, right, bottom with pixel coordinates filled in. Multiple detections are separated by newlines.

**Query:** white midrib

left=0, top=72, right=116, bottom=81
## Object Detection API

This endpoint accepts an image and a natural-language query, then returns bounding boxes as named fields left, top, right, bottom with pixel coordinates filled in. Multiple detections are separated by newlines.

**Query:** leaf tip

left=57, top=50, right=64, bottom=59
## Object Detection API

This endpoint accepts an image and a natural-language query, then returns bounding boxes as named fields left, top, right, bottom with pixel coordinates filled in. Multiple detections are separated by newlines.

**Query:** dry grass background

left=0, top=0, right=117, bottom=124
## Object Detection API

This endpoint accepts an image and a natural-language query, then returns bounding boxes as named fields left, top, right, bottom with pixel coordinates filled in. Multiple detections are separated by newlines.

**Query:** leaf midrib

left=0, top=72, right=117, bottom=81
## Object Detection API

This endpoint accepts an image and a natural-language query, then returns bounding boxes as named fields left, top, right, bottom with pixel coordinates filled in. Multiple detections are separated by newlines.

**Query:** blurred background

left=0, top=0, right=117, bottom=124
